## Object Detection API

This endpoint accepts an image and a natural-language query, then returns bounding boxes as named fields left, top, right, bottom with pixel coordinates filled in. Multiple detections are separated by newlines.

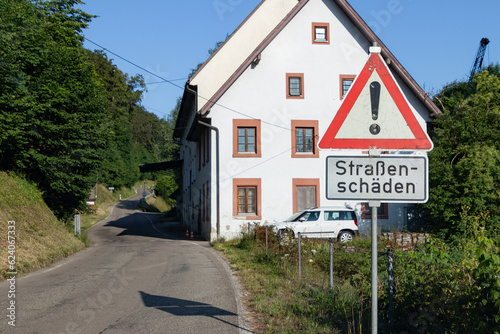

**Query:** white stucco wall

left=185, top=0, right=432, bottom=241
left=190, top=0, right=299, bottom=113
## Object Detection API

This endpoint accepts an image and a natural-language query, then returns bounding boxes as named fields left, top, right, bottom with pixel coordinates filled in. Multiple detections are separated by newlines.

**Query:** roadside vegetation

left=0, top=171, right=84, bottom=279
left=79, top=180, right=154, bottom=231
left=0, top=0, right=180, bottom=280
left=214, top=68, right=500, bottom=333
left=136, top=173, right=178, bottom=215
left=214, top=227, right=500, bottom=333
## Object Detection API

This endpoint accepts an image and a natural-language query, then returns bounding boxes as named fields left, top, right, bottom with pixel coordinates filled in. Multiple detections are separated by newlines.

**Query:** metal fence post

left=329, top=238, right=334, bottom=289
left=388, top=248, right=394, bottom=333
left=265, top=226, right=268, bottom=255
left=298, top=232, right=302, bottom=279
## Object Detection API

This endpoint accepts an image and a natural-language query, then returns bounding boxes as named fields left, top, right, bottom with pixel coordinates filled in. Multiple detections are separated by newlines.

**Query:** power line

left=85, top=37, right=292, bottom=132
left=220, top=147, right=293, bottom=182
left=85, top=37, right=185, bottom=91
left=146, top=79, right=187, bottom=85
left=141, top=104, right=171, bottom=117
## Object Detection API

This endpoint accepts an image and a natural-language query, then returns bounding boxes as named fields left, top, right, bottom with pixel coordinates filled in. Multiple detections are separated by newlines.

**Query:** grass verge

left=0, top=172, right=85, bottom=279
left=212, top=228, right=373, bottom=333
left=79, top=180, right=153, bottom=231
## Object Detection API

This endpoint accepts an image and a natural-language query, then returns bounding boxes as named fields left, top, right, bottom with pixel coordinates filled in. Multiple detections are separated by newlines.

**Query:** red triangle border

left=319, top=53, right=433, bottom=150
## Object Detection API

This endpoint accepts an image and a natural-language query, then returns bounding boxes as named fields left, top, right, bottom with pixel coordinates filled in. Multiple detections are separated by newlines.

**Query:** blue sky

left=80, top=0, right=500, bottom=120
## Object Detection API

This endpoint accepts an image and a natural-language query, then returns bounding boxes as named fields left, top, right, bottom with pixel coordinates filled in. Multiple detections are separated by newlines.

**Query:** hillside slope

left=0, top=172, right=85, bottom=279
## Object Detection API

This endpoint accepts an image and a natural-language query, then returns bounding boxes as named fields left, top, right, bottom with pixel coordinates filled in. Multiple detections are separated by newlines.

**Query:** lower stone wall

left=381, top=232, right=430, bottom=250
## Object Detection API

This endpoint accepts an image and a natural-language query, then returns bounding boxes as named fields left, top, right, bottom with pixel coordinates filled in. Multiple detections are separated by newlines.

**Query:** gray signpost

left=326, top=153, right=429, bottom=332
left=319, top=47, right=433, bottom=333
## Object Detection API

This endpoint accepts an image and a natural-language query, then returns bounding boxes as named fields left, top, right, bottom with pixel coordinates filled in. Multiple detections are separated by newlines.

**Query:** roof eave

left=189, top=1, right=267, bottom=83
left=173, top=83, right=197, bottom=139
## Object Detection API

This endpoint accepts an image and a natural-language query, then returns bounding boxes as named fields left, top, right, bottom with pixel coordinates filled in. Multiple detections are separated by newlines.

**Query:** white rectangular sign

left=326, top=155, right=428, bottom=203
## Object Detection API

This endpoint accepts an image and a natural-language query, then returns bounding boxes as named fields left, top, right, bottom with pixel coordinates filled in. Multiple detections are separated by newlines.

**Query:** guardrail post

left=298, top=232, right=302, bottom=278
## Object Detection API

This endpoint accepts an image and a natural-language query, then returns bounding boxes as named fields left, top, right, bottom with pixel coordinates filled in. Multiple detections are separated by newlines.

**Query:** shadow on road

left=139, top=291, right=251, bottom=332
left=103, top=197, right=185, bottom=241
left=140, top=291, right=236, bottom=316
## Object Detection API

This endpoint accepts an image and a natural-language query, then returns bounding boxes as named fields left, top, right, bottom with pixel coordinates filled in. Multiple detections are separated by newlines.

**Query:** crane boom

left=468, top=38, right=490, bottom=82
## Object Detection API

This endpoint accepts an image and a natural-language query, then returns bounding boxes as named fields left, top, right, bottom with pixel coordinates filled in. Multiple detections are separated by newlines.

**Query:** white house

left=173, top=0, right=440, bottom=241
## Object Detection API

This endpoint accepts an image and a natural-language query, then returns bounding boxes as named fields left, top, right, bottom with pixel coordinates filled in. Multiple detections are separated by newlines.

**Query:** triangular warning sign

left=319, top=52, right=433, bottom=150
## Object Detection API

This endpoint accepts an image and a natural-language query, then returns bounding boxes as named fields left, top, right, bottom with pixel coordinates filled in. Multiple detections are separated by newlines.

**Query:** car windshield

left=294, top=211, right=320, bottom=222
left=284, top=212, right=303, bottom=222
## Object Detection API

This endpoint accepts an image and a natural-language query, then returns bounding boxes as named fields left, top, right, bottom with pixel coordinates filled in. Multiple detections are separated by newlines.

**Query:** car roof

left=305, top=206, right=354, bottom=211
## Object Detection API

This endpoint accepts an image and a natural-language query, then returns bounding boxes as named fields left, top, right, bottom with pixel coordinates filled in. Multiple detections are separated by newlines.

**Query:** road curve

left=0, top=192, right=253, bottom=334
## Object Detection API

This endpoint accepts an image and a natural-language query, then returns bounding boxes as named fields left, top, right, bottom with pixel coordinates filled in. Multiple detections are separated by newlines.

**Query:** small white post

left=74, top=214, right=81, bottom=237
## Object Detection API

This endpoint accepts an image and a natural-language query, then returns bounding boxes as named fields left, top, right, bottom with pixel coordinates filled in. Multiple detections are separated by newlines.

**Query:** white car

left=273, top=206, right=359, bottom=242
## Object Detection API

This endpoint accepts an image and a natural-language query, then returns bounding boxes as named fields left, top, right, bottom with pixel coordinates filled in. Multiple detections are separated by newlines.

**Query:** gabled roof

left=189, top=0, right=310, bottom=116
left=175, top=0, right=440, bottom=139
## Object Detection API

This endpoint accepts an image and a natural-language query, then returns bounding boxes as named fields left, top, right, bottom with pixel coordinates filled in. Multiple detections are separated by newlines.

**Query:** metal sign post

left=321, top=46, right=433, bottom=334
left=369, top=200, right=380, bottom=334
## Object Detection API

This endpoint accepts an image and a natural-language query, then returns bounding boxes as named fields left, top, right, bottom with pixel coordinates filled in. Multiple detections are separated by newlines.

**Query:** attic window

left=312, top=22, right=330, bottom=44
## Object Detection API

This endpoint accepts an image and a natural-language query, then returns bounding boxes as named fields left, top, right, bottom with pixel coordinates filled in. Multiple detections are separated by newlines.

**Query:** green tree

left=425, top=69, right=500, bottom=240
left=0, top=0, right=107, bottom=219
left=156, top=97, right=181, bottom=162
left=155, top=173, right=177, bottom=205
left=87, top=50, right=170, bottom=188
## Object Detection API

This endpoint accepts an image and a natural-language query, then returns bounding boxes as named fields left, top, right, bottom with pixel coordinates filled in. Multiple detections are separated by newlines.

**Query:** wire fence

left=246, top=223, right=397, bottom=330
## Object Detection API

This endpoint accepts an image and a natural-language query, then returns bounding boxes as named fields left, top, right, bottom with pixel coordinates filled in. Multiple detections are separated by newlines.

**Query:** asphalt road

left=0, top=192, right=252, bottom=334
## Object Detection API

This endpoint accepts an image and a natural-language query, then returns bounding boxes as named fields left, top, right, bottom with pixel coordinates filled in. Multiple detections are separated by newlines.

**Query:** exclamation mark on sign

left=369, top=81, right=381, bottom=135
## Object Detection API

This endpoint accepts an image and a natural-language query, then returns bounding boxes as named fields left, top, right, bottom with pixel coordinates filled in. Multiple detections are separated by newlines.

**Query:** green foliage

left=87, top=50, right=162, bottom=189
left=216, top=230, right=500, bottom=333
left=0, top=0, right=179, bottom=219
left=425, top=69, right=500, bottom=240
left=0, top=0, right=107, bottom=219
left=154, top=173, right=178, bottom=205
left=472, top=236, right=500, bottom=325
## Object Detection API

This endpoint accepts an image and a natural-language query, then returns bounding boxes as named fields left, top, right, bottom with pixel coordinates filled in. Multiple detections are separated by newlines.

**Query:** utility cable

left=220, top=147, right=293, bottom=183
left=85, top=37, right=293, bottom=132
left=85, top=37, right=185, bottom=91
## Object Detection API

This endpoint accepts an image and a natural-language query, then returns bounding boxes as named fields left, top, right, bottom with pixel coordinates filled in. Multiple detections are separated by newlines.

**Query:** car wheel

left=338, top=231, right=354, bottom=243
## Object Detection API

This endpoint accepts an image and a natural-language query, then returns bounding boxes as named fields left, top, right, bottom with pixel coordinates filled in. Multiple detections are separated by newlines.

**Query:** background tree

left=425, top=67, right=500, bottom=240
left=0, top=0, right=107, bottom=219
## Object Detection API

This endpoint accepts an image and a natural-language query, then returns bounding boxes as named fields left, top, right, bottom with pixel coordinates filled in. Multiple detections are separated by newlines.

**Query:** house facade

left=173, top=0, right=440, bottom=241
